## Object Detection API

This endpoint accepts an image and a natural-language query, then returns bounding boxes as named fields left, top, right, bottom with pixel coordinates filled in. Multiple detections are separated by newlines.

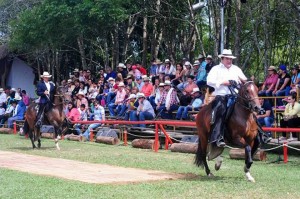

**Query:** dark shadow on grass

left=9, top=146, right=56, bottom=151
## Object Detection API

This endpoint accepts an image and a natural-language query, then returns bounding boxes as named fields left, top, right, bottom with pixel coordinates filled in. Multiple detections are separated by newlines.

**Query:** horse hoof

left=215, top=156, right=223, bottom=171
left=208, top=173, right=214, bottom=177
left=245, top=172, right=255, bottom=183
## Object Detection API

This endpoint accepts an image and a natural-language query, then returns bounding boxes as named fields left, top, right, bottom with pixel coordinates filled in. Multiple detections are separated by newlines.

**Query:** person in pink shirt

left=76, top=91, right=89, bottom=111
left=21, top=90, right=30, bottom=106
left=66, top=102, right=80, bottom=122
left=259, top=66, right=278, bottom=97
left=140, top=77, right=153, bottom=97
left=108, top=82, right=127, bottom=116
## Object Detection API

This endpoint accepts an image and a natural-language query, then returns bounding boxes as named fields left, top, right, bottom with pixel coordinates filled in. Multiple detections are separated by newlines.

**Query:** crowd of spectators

left=0, top=55, right=299, bottom=142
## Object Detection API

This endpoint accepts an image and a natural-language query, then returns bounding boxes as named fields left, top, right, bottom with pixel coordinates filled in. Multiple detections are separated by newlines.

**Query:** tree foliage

left=4, top=0, right=300, bottom=82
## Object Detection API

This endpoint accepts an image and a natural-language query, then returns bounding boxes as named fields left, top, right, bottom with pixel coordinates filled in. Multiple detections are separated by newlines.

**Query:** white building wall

left=6, top=57, right=36, bottom=98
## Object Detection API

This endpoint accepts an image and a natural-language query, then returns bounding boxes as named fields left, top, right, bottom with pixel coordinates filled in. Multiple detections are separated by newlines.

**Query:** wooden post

left=154, top=123, right=159, bottom=152
left=123, top=128, right=128, bottom=146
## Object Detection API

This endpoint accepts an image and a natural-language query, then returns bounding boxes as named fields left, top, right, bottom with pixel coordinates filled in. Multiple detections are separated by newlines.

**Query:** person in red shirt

left=141, top=77, right=154, bottom=97
left=136, top=62, right=147, bottom=75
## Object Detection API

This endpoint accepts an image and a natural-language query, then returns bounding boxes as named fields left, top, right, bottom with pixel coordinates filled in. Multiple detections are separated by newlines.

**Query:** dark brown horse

left=195, top=81, right=261, bottom=182
left=24, top=86, right=71, bottom=150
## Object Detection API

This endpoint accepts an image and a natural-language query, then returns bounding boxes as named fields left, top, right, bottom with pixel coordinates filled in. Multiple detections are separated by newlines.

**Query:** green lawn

left=0, top=134, right=299, bottom=199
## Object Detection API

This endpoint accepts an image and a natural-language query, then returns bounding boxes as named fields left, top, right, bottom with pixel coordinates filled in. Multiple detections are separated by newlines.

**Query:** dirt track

left=0, top=151, right=186, bottom=184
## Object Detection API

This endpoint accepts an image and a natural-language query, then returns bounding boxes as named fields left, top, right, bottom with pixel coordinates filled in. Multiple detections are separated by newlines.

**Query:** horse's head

left=238, top=80, right=261, bottom=113
left=55, top=86, right=72, bottom=104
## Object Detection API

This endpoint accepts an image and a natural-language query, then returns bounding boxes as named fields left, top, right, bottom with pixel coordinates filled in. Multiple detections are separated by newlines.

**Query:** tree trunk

left=96, top=136, right=120, bottom=145
left=77, top=35, right=87, bottom=70
left=234, top=0, right=241, bottom=66
left=170, top=143, right=198, bottom=154
left=131, top=139, right=158, bottom=149
left=142, top=15, right=148, bottom=67
left=151, top=0, right=161, bottom=59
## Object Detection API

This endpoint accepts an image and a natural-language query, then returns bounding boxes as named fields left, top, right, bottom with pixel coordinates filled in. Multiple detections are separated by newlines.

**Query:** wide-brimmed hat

left=0, top=88, right=3, bottom=92
left=108, top=77, right=115, bottom=82
left=41, top=71, right=52, bottom=78
left=143, top=77, right=150, bottom=82
left=117, top=63, right=126, bottom=68
left=136, top=92, right=145, bottom=98
left=73, top=68, right=79, bottom=73
left=191, top=87, right=200, bottom=94
left=15, top=95, right=22, bottom=101
left=125, top=75, right=132, bottom=80
left=197, top=54, right=204, bottom=59
left=184, top=61, right=192, bottom=67
left=10, top=88, right=16, bottom=92
left=159, top=83, right=165, bottom=87
left=267, top=66, right=276, bottom=71
left=118, top=82, right=125, bottom=87
left=164, top=80, right=171, bottom=86
left=218, top=49, right=236, bottom=59
left=165, top=59, right=171, bottom=63
left=76, top=91, right=85, bottom=97
left=155, top=59, right=162, bottom=65
left=67, top=79, right=73, bottom=83
left=206, top=55, right=213, bottom=59
left=193, top=61, right=200, bottom=66
left=127, top=94, right=136, bottom=100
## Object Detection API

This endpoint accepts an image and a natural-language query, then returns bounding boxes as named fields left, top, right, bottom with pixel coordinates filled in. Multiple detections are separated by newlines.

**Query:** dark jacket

left=36, top=81, right=55, bottom=104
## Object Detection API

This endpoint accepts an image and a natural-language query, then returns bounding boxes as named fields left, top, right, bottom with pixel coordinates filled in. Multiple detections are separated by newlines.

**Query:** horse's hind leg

left=28, top=131, right=36, bottom=149
left=244, top=145, right=255, bottom=182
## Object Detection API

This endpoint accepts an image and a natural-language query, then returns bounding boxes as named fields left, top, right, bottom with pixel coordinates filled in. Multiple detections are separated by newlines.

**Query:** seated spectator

left=196, top=58, right=207, bottom=88
left=179, top=75, right=198, bottom=106
left=149, top=79, right=161, bottom=108
left=73, top=104, right=88, bottom=135
left=135, top=76, right=144, bottom=91
left=256, top=96, right=274, bottom=139
left=140, top=77, right=153, bottom=98
left=21, top=90, right=30, bottom=107
left=279, top=92, right=300, bottom=141
left=78, top=81, right=88, bottom=96
left=104, top=67, right=117, bottom=82
left=108, top=82, right=126, bottom=117
left=273, top=65, right=291, bottom=107
left=176, top=88, right=202, bottom=120
left=121, top=94, right=137, bottom=120
left=0, top=88, right=7, bottom=107
left=131, top=65, right=142, bottom=79
left=71, top=79, right=80, bottom=97
left=0, top=99, right=16, bottom=127
left=125, top=75, right=137, bottom=89
left=164, top=59, right=176, bottom=79
left=290, top=64, right=300, bottom=93
left=156, top=59, right=165, bottom=75
left=0, top=104, right=5, bottom=116
left=117, top=63, right=128, bottom=79
left=136, top=62, right=147, bottom=76
left=177, top=61, right=194, bottom=91
left=130, top=93, right=155, bottom=128
left=259, top=66, right=278, bottom=97
left=156, top=80, right=179, bottom=119
left=149, top=59, right=158, bottom=78
left=66, top=102, right=80, bottom=122
left=82, top=101, right=105, bottom=141
left=171, top=63, right=184, bottom=86
left=7, top=96, right=26, bottom=128
left=105, top=77, right=118, bottom=104
left=76, top=91, right=89, bottom=111
left=205, top=55, right=215, bottom=74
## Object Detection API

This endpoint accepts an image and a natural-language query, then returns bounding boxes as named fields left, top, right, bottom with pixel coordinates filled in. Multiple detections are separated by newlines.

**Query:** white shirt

left=45, top=81, right=51, bottom=92
left=207, top=63, right=247, bottom=96
left=0, top=92, right=7, bottom=105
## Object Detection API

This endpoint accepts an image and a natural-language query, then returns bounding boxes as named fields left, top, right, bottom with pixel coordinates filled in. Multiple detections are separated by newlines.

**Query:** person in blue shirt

left=256, top=95, right=274, bottom=139
left=130, top=93, right=155, bottom=128
left=196, top=54, right=207, bottom=88
left=7, top=96, right=26, bottom=128
left=290, top=64, right=300, bottom=93
left=104, top=67, right=117, bottom=82
left=176, top=88, right=203, bottom=120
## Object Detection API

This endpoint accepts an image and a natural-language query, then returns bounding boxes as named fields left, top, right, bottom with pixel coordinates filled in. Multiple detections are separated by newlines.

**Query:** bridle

left=228, top=81, right=259, bottom=112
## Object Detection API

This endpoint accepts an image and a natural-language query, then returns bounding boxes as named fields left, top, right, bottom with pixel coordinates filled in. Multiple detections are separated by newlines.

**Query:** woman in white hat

left=35, top=71, right=56, bottom=128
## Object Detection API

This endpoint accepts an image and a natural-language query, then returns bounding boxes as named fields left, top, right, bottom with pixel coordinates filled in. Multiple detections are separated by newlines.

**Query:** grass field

left=0, top=134, right=299, bottom=199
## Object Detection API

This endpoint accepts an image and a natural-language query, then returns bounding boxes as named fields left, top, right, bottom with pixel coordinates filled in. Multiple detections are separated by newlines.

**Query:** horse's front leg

left=54, top=127, right=61, bottom=150
left=28, top=130, right=36, bottom=149
left=244, top=145, right=255, bottom=182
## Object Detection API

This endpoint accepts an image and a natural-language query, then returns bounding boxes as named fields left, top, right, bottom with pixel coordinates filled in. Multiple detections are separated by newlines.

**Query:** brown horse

left=24, top=86, right=71, bottom=150
left=195, top=81, right=261, bottom=182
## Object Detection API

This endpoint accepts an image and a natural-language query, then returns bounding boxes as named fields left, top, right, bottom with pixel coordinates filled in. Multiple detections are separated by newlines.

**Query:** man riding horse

left=207, top=49, right=271, bottom=147
left=35, top=71, right=56, bottom=128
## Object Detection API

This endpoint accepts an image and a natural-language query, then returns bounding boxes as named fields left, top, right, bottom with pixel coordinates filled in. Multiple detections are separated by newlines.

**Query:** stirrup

left=216, top=138, right=225, bottom=147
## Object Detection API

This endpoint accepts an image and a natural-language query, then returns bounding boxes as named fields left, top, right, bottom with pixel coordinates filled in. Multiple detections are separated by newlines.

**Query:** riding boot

left=35, top=104, right=45, bottom=128
left=256, top=121, right=272, bottom=144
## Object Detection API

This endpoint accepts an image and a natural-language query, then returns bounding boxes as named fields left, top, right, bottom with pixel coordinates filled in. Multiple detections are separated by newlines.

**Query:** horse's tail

left=194, top=136, right=205, bottom=167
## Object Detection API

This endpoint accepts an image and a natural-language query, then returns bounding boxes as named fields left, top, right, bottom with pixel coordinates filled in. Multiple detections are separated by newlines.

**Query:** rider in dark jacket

left=35, top=71, right=55, bottom=128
